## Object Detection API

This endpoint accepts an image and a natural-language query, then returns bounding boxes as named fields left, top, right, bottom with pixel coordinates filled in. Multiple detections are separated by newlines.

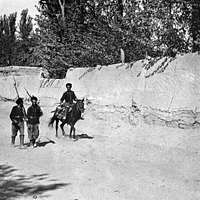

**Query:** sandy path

left=0, top=102, right=200, bottom=200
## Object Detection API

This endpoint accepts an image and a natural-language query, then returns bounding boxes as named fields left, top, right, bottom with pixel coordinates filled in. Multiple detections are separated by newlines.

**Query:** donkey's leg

left=70, top=124, right=75, bottom=139
left=73, top=126, right=76, bottom=139
left=69, top=125, right=73, bottom=138
left=60, top=122, right=66, bottom=136
left=55, top=119, right=59, bottom=137
left=73, top=127, right=76, bottom=139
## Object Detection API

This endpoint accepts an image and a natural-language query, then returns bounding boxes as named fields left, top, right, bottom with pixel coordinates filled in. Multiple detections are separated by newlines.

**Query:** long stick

left=13, top=76, right=19, bottom=98
left=13, top=76, right=28, bottom=120
left=24, top=87, right=32, bottom=98
left=167, top=95, right=174, bottom=111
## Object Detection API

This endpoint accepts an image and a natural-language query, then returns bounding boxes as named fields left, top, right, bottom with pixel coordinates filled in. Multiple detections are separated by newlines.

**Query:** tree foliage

left=33, top=0, right=152, bottom=75
left=32, top=0, right=200, bottom=76
left=0, top=10, right=34, bottom=67
left=0, top=1, right=200, bottom=74
left=0, top=13, right=17, bottom=66
left=15, top=9, right=35, bottom=66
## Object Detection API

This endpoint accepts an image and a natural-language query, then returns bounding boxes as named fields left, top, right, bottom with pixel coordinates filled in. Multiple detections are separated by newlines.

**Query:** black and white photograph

left=0, top=0, right=200, bottom=199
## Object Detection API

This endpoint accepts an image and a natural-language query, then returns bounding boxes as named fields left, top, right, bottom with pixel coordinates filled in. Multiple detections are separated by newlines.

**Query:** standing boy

left=27, top=96, right=43, bottom=147
left=9, top=98, right=27, bottom=147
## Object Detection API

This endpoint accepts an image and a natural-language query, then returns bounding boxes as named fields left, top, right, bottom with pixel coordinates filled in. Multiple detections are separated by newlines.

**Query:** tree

left=19, top=9, right=33, bottom=40
left=0, top=13, right=17, bottom=66
left=33, top=0, right=199, bottom=76
left=33, top=0, right=154, bottom=75
left=191, top=0, right=200, bottom=52
left=14, top=9, right=34, bottom=65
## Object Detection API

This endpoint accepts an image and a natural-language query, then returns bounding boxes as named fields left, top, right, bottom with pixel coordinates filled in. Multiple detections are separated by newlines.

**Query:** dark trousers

left=27, top=123, right=39, bottom=140
left=11, top=122, right=24, bottom=137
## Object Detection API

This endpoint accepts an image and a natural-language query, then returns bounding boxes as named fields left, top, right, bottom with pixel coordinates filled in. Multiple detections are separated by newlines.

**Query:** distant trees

left=15, top=9, right=35, bottom=66
left=0, top=9, right=34, bottom=67
left=191, top=0, right=200, bottom=52
left=33, top=0, right=154, bottom=75
left=0, top=1, right=200, bottom=75
left=32, top=0, right=200, bottom=76
left=0, top=13, right=17, bottom=66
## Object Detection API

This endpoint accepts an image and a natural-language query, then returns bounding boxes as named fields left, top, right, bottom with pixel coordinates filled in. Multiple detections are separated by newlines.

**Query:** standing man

left=27, top=96, right=43, bottom=147
left=9, top=98, right=27, bottom=147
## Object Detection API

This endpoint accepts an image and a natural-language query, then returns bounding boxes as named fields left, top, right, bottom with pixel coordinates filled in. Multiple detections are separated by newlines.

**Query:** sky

left=0, top=0, right=39, bottom=23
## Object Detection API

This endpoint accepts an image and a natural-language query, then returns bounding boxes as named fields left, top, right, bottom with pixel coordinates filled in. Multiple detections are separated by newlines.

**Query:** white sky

left=0, top=0, right=39, bottom=23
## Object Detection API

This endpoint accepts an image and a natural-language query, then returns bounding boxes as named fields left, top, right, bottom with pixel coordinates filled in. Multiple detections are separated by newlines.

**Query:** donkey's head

left=76, top=99, right=85, bottom=113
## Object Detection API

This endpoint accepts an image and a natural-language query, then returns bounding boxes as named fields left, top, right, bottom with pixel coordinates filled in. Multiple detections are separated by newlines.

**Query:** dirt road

left=0, top=102, right=200, bottom=200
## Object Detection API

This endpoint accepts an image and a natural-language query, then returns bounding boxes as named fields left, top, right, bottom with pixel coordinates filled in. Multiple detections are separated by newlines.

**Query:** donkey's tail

left=48, top=116, right=56, bottom=127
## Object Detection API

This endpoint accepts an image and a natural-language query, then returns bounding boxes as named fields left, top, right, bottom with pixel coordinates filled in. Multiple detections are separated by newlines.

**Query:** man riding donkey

left=49, top=83, right=85, bottom=138
left=57, top=83, right=83, bottom=120
left=10, top=98, right=27, bottom=148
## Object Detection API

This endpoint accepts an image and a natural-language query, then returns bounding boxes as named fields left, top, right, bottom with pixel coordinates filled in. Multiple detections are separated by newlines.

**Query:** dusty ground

left=1, top=102, right=200, bottom=200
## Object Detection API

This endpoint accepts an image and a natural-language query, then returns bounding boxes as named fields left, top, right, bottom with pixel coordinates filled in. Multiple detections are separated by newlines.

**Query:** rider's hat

left=31, top=96, right=38, bottom=101
left=66, top=83, right=72, bottom=88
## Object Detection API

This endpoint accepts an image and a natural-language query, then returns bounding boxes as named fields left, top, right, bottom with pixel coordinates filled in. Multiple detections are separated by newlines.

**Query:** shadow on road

left=37, top=140, right=56, bottom=147
left=23, top=139, right=56, bottom=148
left=0, top=164, right=69, bottom=200
left=74, top=134, right=94, bottom=141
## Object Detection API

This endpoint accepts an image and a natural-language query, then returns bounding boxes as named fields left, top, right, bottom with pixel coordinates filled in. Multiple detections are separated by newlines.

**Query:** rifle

left=13, top=76, right=19, bottom=99
left=24, top=87, right=32, bottom=99
left=12, top=76, right=28, bottom=121
left=24, top=87, right=40, bottom=105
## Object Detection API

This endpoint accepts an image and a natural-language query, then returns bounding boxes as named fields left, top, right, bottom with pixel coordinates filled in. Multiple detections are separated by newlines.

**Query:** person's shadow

left=74, top=134, right=94, bottom=141
left=37, top=140, right=55, bottom=147
left=23, top=139, right=55, bottom=148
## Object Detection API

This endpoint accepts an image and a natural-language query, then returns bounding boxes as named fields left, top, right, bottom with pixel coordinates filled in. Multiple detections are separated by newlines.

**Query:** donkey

left=48, top=99, right=85, bottom=138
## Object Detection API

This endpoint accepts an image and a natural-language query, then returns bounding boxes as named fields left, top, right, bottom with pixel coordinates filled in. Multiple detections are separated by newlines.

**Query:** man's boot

left=19, top=135, right=24, bottom=147
left=32, top=139, right=37, bottom=148
left=80, top=115, right=84, bottom=120
left=33, top=139, right=37, bottom=148
left=11, top=136, right=16, bottom=146
left=30, top=139, right=34, bottom=147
